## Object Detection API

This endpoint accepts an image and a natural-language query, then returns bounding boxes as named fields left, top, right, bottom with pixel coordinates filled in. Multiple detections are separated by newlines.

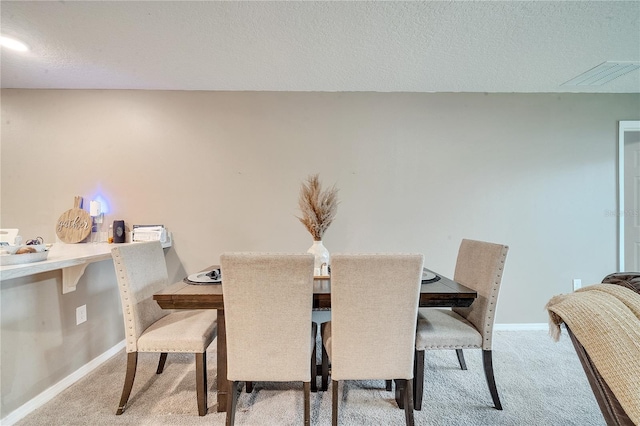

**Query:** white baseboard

left=494, top=323, right=548, bottom=331
left=1, top=340, right=125, bottom=426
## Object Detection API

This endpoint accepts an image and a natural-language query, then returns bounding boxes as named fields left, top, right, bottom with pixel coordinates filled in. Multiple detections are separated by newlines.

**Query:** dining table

left=153, top=267, right=477, bottom=413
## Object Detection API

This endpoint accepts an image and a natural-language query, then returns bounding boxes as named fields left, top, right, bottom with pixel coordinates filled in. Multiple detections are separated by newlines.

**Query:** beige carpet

left=14, top=330, right=604, bottom=425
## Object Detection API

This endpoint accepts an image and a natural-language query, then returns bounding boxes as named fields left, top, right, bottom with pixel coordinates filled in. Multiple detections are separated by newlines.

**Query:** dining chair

left=220, top=252, right=316, bottom=426
left=321, top=253, right=424, bottom=426
left=413, top=239, right=508, bottom=411
left=111, top=241, right=217, bottom=416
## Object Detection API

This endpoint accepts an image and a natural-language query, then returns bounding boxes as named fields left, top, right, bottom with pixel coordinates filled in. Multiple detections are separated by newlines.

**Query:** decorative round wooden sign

left=56, top=208, right=91, bottom=243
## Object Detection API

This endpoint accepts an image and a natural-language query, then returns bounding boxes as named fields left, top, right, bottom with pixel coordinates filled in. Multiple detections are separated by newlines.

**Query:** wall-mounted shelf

left=0, top=239, right=172, bottom=294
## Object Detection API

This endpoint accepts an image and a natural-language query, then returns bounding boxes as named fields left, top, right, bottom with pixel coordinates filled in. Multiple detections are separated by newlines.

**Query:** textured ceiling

left=1, top=1, right=639, bottom=93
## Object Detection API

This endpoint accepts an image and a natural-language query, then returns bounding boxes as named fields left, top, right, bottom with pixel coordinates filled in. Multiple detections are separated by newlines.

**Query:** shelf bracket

left=62, top=262, right=90, bottom=294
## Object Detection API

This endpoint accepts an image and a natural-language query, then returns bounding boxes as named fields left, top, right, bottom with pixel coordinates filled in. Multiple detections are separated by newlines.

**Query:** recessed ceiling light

left=0, top=35, right=29, bottom=52
left=562, top=61, right=640, bottom=86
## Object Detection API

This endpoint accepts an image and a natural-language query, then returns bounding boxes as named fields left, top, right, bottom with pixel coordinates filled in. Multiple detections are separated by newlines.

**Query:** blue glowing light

left=89, top=194, right=111, bottom=215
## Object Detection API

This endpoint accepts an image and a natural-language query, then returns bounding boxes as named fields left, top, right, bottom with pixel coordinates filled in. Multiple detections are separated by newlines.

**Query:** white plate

left=187, top=272, right=221, bottom=284
left=422, top=271, right=437, bottom=281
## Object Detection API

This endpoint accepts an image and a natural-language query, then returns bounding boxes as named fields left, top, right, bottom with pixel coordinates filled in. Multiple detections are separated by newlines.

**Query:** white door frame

left=618, top=120, right=640, bottom=271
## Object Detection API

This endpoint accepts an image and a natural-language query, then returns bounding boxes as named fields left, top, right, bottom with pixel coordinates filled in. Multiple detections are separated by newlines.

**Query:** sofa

left=601, top=272, right=640, bottom=294
left=546, top=276, right=640, bottom=426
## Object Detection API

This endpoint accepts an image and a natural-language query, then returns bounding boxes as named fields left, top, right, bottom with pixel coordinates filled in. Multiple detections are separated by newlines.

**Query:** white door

left=622, top=126, right=640, bottom=271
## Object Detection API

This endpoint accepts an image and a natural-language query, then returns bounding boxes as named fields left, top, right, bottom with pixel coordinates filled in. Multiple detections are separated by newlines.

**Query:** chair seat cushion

left=137, top=309, right=217, bottom=353
left=415, top=309, right=482, bottom=350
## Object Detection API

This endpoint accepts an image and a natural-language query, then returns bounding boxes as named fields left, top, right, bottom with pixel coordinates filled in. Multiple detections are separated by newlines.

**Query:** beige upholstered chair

left=111, top=241, right=217, bottom=416
left=414, top=239, right=508, bottom=411
left=220, top=252, right=316, bottom=426
left=321, top=253, right=424, bottom=426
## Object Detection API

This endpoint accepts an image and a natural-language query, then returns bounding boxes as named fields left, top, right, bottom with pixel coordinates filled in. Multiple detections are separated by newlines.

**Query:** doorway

left=618, top=120, right=640, bottom=271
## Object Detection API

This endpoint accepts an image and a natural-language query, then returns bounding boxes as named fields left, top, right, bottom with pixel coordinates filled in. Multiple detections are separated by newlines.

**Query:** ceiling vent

left=562, top=61, right=640, bottom=86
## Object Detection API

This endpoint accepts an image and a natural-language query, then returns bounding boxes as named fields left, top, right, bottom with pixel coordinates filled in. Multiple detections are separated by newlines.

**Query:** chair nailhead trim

left=113, top=249, right=138, bottom=351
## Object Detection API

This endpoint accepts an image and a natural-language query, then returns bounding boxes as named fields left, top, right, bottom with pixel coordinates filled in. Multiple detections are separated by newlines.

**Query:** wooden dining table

left=153, top=267, right=477, bottom=413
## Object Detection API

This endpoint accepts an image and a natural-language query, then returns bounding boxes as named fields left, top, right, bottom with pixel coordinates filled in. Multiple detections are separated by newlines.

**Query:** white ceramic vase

left=307, top=240, right=330, bottom=276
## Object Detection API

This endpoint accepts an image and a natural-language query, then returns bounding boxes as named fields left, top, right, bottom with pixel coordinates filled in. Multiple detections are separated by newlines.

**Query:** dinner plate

left=422, top=270, right=440, bottom=283
left=185, top=271, right=221, bottom=285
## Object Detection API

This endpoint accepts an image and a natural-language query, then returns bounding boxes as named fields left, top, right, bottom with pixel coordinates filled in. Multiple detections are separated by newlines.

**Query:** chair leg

left=156, top=352, right=168, bottom=374
left=116, top=352, right=138, bottom=415
left=413, top=349, right=424, bottom=411
left=195, top=352, right=208, bottom=416
left=402, top=379, right=415, bottom=426
left=311, top=322, right=318, bottom=392
left=311, top=352, right=318, bottom=392
left=321, top=345, right=329, bottom=391
left=304, top=382, right=311, bottom=426
left=395, top=379, right=404, bottom=409
left=246, top=381, right=253, bottom=393
left=226, top=381, right=240, bottom=425
left=321, top=323, right=329, bottom=391
left=482, top=350, right=503, bottom=410
left=386, top=380, right=393, bottom=391
left=331, top=380, right=339, bottom=426
left=456, top=349, right=467, bottom=370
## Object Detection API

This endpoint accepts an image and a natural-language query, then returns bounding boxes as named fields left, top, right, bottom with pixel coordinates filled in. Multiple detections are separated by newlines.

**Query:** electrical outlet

left=76, top=305, right=87, bottom=325
left=572, top=279, right=582, bottom=291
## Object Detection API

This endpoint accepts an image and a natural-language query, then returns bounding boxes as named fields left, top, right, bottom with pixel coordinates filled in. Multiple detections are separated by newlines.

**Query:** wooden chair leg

left=331, top=380, right=339, bottom=426
left=304, top=382, right=311, bottom=426
left=402, top=379, right=415, bottom=426
left=116, top=352, right=138, bottom=415
left=386, top=380, right=393, bottom=391
left=482, top=350, right=503, bottom=410
left=413, top=349, right=424, bottom=411
left=311, top=345, right=318, bottom=392
left=246, top=381, right=253, bottom=393
left=226, top=381, right=239, bottom=425
left=195, top=352, right=208, bottom=416
left=456, top=349, right=467, bottom=370
left=395, top=379, right=404, bottom=409
left=156, top=352, right=168, bottom=374
left=321, top=323, right=330, bottom=391
left=311, top=322, right=318, bottom=392
left=321, top=346, right=329, bottom=391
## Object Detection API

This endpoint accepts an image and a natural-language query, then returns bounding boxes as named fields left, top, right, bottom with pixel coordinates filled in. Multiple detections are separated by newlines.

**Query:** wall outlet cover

left=572, top=279, right=582, bottom=291
left=76, top=305, right=87, bottom=325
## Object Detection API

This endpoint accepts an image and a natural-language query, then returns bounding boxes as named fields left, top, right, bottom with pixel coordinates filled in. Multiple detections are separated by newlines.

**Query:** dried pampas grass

left=297, top=174, right=339, bottom=241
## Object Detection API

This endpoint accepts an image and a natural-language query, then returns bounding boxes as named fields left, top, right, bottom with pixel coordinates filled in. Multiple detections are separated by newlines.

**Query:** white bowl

left=5, top=244, right=48, bottom=254
left=0, top=249, right=49, bottom=266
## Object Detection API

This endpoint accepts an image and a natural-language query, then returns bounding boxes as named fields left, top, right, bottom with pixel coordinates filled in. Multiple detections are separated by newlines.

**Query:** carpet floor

left=14, top=330, right=604, bottom=425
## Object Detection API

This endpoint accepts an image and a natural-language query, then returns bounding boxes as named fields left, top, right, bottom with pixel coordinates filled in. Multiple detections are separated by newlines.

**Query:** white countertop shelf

left=0, top=239, right=172, bottom=294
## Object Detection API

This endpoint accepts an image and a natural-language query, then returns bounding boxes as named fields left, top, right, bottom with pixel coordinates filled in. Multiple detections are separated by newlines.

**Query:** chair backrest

left=111, top=241, right=170, bottom=352
left=329, top=253, right=424, bottom=381
left=220, top=252, right=314, bottom=382
left=452, top=239, right=509, bottom=350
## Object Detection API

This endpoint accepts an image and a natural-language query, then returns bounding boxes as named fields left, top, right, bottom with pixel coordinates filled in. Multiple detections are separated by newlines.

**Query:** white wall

left=0, top=262, right=123, bottom=418
left=1, top=89, right=638, bottom=415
